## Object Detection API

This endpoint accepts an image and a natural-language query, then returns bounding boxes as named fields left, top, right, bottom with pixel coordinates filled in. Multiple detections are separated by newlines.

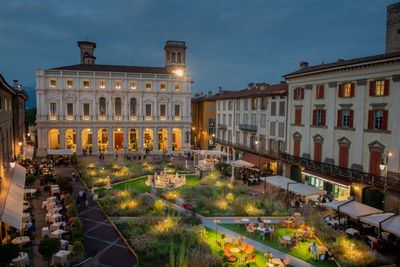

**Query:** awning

left=302, top=169, right=351, bottom=187
left=241, top=153, right=272, bottom=168
left=360, top=213, right=396, bottom=228
left=381, top=215, right=400, bottom=237
left=0, top=164, right=26, bottom=229
left=22, top=145, right=35, bottom=160
left=263, top=176, right=326, bottom=196
left=263, top=176, right=295, bottom=188
left=192, top=150, right=231, bottom=156
left=229, top=159, right=254, bottom=168
left=323, top=200, right=383, bottom=219
left=47, top=149, right=74, bottom=155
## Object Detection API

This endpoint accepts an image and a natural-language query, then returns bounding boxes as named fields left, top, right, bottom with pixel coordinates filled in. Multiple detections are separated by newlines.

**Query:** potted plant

left=39, top=238, right=60, bottom=267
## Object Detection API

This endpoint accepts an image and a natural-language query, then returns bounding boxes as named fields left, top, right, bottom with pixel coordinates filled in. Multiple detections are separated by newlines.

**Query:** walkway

left=55, top=167, right=138, bottom=267
left=202, top=218, right=315, bottom=267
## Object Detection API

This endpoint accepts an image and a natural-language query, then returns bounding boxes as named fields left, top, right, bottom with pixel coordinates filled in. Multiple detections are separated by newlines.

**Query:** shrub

left=0, top=243, right=20, bottom=264
left=70, top=241, right=85, bottom=264
left=25, top=175, right=36, bottom=186
left=69, top=217, right=84, bottom=238
left=67, top=205, right=78, bottom=218
left=39, top=238, right=60, bottom=266
left=42, top=174, right=54, bottom=184
left=181, top=215, right=202, bottom=226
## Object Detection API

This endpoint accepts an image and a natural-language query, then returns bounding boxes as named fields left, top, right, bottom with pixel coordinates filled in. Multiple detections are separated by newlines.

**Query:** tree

left=0, top=243, right=20, bottom=266
left=39, top=238, right=60, bottom=267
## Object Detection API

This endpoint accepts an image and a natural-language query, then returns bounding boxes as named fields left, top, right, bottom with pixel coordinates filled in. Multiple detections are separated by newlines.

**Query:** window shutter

left=349, top=110, right=354, bottom=128
left=350, top=83, right=355, bottom=97
left=300, top=88, right=304, bottom=99
left=382, top=110, right=388, bottom=130
left=384, top=79, right=390, bottom=96
left=337, top=110, right=342, bottom=127
left=312, top=110, right=317, bottom=126
left=369, top=81, right=375, bottom=96
left=338, top=84, right=343, bottom=98
left=293, top=89, right=296, bottom=100
left=367, top=110, right=373, bottom=129
left=321, top=110, right=326, bottom=126
left=320, top=85, right=324, bottom=99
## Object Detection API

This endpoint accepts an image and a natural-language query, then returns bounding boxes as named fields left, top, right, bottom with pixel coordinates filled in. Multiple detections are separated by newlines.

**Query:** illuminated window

left=145, top=104, right=152, bottom=116
left=115, top=81, right=121, bottom=89
left=83, top=103, right=90, bottom=117
left=174, top=83, right=180, bottom=91
left=83, top=80, right=90, bottom=88
left=66, top=80, right=73, bottom=88
left=130, top=81, right=137, bottom=90
left=343, top=83, right=352, bottom=97
left=160, top=104, right=166, bottom=117
left=373, top=110, right=383, bottom=130
left=160, top=82, right=166, bottom=91
left=50, top=79, right=56, bottom=88
left=375, top=80, right=385, bottom=96
left=99, top=80, right=105, bottom=89
left=145, top=82, right=152, bottom=90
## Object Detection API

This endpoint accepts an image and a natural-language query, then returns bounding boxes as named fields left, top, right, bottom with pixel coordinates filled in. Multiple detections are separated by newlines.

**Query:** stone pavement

left=55, top=167, right=138, bottom=267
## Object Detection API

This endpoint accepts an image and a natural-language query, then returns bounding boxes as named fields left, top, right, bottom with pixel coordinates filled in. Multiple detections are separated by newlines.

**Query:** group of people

left=76, top=189, right=93, bottom=207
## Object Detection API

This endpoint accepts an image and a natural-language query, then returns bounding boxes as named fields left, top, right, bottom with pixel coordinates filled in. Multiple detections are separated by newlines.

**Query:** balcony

left=114, top=116, right=122, bottom=121
left=218, top=124, right=227, bottom=130
left=49, top=115, right=57, bottom=121
left=174, top=116, right=181, bottom=121
left=82, top=115, right=90, bottom=121
left=280, top=153, right=400, bottom=192
left=144, top=116, right=152, bottom=121
left=239, top=124, right=257, bottom=132
left=98, top=115, right=106, bottom=120
left=130, top=115, right=137, bottom=121
left=66, top=115, right=74, bottom=121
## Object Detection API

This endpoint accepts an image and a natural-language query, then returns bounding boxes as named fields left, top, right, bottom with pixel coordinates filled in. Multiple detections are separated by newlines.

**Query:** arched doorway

left=128, top=129, right=138, bottom=151
left=48, top=129, right=60, bottom=149
left=158, top=128, right=168, bottom=152
left=144, top=128, right=153, bottom=152
left=114, top=128, right=123, bottom=151
left=290, top=165, right=302, bottom=183
left=65, top=129, right=76, bottom=150
left=82, top=128, right=93, bottom=151
left=98, top=129, right=108, bottom=152
left=172, top=128, right=182, bottom=151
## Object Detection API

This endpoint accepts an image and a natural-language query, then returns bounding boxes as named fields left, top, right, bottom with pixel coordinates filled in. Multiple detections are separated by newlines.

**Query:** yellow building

left=191, top=92, right=217, bottom=150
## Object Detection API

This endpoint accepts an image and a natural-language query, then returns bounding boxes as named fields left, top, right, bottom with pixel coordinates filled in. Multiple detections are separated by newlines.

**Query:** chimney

left=77, top=41, right=96, bottom=64
left=208, top=90, right=212, bottom=96
left=299, top=61, right=309, bottom=69
left=385, top=2, right=400, bottom=53
left=247, top=82, right=254, bottom=90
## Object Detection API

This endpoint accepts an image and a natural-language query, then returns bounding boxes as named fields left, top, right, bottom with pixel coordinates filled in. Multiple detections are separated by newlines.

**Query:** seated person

left=289, top=234, right=298, bottom=248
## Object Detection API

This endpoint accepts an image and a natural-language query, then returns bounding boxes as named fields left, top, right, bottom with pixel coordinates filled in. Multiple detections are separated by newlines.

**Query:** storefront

left=302, top=170, right=350, bottom=200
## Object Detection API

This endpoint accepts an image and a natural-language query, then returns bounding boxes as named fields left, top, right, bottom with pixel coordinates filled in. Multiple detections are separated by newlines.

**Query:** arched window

left=177, top=52, right=182, bottom=63
left=130, top=98, right=137, bottom=116
left=115, top=97, right=121, bottom=116
left=171, top=51, right=176, bottom=63
left=99, top=97, right=106, bottom=116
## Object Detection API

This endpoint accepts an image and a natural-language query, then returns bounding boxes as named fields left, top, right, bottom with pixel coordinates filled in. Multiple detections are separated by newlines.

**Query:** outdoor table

left=51, top=187, right=60, bottom=195
left=263, top=219, right=272, bottom=224
left=345, top=228, right=360, bottom=236
left=282, top=235, right=291, bottom=242
left=48, top=213, right=62, bottom=223
left=24, top=188, right=37, bottom=198
left=52, top=250, right=71, bottom=266
left=230, top=247, right=240, bottom=253
left=47, top=196, right=57, bottom=203
left=11, top=236, right=30, bottom=245
left=60, top=239, right=69, bottom=250
left=11, top=252, right=29, bottom=267
left=223, top=237, right=233, bottom=243
left=41, top=227, right=49, bottom=238
left=46, top=202, right=56, bottom=210
left=50, top=229, right=66, bottom=239
left=42, top=201, right=47, bottom=209
left=22, top=213, right=31, bottom=222
left=50, top=222, right=63, bottom=231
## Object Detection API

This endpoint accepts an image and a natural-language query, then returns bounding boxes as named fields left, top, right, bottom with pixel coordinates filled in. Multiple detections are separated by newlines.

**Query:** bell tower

left=385, top=2, right=400, bottom=53
left=164, top=41, right=186, bottom=72
left=77, top=41, right=97, bottom=64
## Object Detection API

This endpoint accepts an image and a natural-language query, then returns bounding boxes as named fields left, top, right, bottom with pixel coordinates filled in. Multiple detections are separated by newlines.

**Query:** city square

left=1, top=1, right=400, bottom=267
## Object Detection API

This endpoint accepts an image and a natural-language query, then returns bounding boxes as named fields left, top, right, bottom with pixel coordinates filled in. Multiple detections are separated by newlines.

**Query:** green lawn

left=222, top=224, right=337, bottom=267
left=205, top=227, right=267, bottom=267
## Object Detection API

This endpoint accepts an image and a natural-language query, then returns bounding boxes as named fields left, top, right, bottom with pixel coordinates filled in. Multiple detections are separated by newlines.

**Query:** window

left=115, top=98, right=122, bottom=116
left=312, top=109, right=326, bottom=127
left=223, top=101, right=226, bottom=111
left=373, top=110, right=383, bottom=130
left=83, top=103, right=90, bottom=117
left=368, top=109, right=388, bottom=130
left=270, top=102, right=276, bottom=116
left=145, top=82, right=152, bottom=90
left=261, top=98, right=267, bottom=110
left=218, top=101, right=221, bottom=111
left=251, top=114, right=256, bottom=125
left=50, top=103, right=57, bottom=116
left=130, top=98, right=137, bottom=116
left=316, top=85, right=324, bottom=99
left=145, top=104, right=152, bottom=116
left=208, top=118, right=215, bottom=126
left=50, top=79, right=56, bottom=88
left=160, top=82, right=166, bottom=91
left=130, top=81, right=137, bottom=90
left=242, top=132, right=247, bottom=145
left=228, top=114, right=232, bottom=126
left=235, top=113, right=240, bottom=124
left=270, top=122, right=276, bottom=136
left=235, top=100, right=240, bottom=111
left=243, top=114, right=248, bottom=124
left=260, top=114, right=266, bottom=127
left=209, top=103, right=214, bottom=112
left=228, top=101, right=232, bottom=111
left=115, top=81, right=121, bottom=89
left=99, top=98, right=106, bottom=116
left=67, top=103, right=73, bottom=117
left=99, top=80, right=105, bottom=89
left=278, top=122, right=284, bottom=137
left=251, top=98, right=257, bottom=110
left=177, top=52, right=182, bottom=63
left=174, top=83, right=180, bottom=91
left=294, top=107, right=302, bottom=125
left=369, top=80, right=389, bottom=97
left=171, top=51, right=176, bottom=63
left=222, top=114, right=226, bottom=124
left=338, top=82, right=354, bottom=98
left=66, top=80, right=73, bottom=88
left=293, top=88, right=304, bottom=100
left=160, top=104, right=166, bottom=117
left=208, top=127, right=215, bottom=135
left=174, top=105, right=180, bottom=117
left=244, top=99, right=248, bottom=111
left=83, top=80, right=90, bottom=88
left=279, top=101, right=285, bottom=116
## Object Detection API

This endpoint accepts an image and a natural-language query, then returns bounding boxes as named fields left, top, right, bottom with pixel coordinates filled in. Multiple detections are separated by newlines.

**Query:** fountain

left=146, top=171, right=186, bottom=189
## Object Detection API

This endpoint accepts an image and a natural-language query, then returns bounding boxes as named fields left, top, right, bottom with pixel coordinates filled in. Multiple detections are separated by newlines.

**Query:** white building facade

left=36, top=41, right=192, bottom=156
left=215, top=83, right=288, bottom=174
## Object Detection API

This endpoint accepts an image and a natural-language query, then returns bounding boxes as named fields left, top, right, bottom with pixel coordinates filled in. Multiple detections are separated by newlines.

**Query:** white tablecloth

left=11, top=252, right=29, bottom=267
left=52, top=250, right=71, bottom=266
left=346, top=228, right=360, bottom=236
left=50, top=229, right=66, bottom=239
left=50, top=222, right=63, bottom=231
left=11, top=236, right=30, bottom=245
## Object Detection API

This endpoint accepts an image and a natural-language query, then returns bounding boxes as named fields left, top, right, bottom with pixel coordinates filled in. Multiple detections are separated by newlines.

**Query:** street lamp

left=255, top=139, right=264, bottom=195
left=9, top=154, right=16, bottom=168
left=213, top=219, right=221, bottom=241
left=380, top=151, right=392, bottom=206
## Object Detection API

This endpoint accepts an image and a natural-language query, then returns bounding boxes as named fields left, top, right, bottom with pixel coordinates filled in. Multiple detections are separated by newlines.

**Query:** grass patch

left=222, top=224, right=337, bottom=267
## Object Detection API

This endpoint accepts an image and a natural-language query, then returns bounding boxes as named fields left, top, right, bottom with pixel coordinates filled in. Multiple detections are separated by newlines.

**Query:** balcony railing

left=239, top=124, right=257, bottom=132
left=215, top=138, right=280, bottom=159
left=280, top=153, right=400, bottom=192
left=218, top=124, right=227, bottom=130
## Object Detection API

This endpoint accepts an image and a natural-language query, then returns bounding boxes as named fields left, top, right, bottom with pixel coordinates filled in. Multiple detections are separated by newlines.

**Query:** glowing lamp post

left=380, top=151, right=392, bottom=208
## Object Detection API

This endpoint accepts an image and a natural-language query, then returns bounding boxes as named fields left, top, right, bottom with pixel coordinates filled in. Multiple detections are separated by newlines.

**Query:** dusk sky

left=0, top=0, right=397, bottom=96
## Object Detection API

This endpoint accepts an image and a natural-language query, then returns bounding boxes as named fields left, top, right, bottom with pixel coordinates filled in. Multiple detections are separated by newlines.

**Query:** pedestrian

left=82, top=191, right=87, bottom=207
left=309, top=242, right=319, bottom=260
left=78, top=190, right=84, bottom=207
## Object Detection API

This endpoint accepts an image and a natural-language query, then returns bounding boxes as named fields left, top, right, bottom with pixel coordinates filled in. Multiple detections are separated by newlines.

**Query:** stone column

left=153, top=127, right=158, bottom=154
left=123, top=128, right=128, bottom=154
left=108, top=127, right=114, bottom=153
left=138, top=128, right=144, bottom=154
left=92, top=128, right=98, bottom=154
left=76, top=128, right=82, bottom=155
left=60, top=128, right=66, bottom=149
left=167, top=128, right=173, bottom=153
